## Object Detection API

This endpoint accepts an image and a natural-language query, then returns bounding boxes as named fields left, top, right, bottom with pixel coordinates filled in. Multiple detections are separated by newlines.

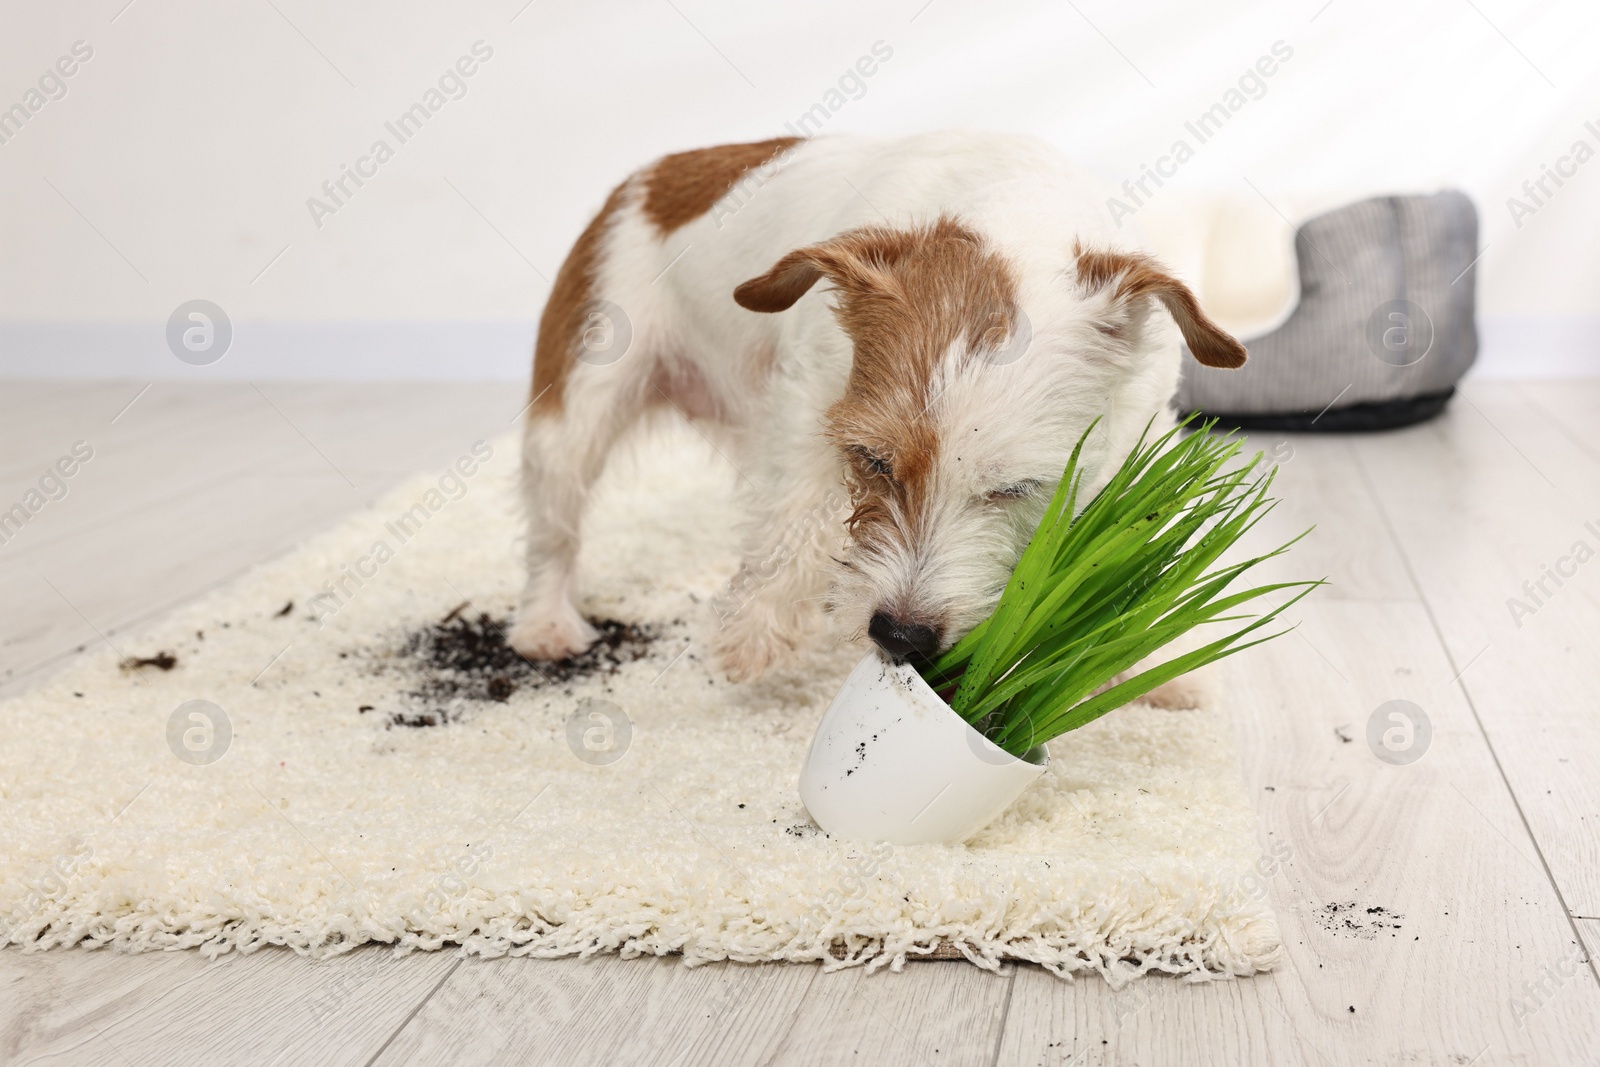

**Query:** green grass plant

left=920, top=416, right=1322, bottom=758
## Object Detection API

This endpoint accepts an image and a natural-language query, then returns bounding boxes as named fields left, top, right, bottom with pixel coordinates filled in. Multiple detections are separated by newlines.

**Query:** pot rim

left=870, top=654, right=1052, bottom=769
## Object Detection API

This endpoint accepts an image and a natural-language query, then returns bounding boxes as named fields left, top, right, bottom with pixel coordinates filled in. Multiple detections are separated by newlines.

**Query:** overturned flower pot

left=797, top=653, right=1050, bottom=846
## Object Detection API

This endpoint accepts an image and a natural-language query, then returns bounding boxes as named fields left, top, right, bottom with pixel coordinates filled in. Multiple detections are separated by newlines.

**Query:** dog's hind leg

left=508, top=374, right=642, bottom=661
left=508, top=183, right=648, bottom=662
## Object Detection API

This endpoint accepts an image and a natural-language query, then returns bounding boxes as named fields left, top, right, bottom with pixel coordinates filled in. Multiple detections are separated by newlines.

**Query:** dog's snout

left=868, top=611, right=939, bottom=662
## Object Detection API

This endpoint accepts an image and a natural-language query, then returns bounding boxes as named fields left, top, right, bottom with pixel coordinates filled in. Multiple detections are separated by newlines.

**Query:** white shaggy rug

left=0, top=423, right=1279, bottom=982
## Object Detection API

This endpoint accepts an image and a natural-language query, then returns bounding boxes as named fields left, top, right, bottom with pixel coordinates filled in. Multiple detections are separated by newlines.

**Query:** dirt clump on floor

left=120, top=652, right=178, bottom=672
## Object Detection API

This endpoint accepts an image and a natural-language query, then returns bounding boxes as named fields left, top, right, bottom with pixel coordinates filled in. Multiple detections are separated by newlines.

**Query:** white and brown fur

left=508, top=131, right=1245, bottom=681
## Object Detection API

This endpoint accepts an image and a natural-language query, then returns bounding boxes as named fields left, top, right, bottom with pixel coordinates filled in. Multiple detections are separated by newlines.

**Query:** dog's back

left=537, top=133, right=1130, bottom=412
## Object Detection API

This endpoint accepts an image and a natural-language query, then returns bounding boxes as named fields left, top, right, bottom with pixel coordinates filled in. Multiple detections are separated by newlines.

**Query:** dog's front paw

left=507, top=608, right=598, bottom=662
left=712, top=619, right=800, bottom=683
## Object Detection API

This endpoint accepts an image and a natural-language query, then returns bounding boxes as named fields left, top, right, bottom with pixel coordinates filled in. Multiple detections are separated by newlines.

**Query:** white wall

left=2, top=0, right=1597, bottom=378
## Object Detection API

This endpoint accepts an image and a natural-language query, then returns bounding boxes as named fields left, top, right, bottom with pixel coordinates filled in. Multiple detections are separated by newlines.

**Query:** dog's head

left=733, top=216, right=1244, bottom=663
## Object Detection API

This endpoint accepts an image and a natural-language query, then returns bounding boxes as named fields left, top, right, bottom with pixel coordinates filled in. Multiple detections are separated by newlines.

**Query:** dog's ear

left=1073, top=244, right=1247, bottom=369
left=733, top=229, right=911, bottom=313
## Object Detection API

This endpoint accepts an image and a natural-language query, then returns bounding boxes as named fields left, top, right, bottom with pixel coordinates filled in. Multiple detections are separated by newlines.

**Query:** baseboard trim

left=0, top=319, right=534, bottom=380
left=1473, top=313, right=1600, bottom=378
left=0, top=314, right=1593, bottom=380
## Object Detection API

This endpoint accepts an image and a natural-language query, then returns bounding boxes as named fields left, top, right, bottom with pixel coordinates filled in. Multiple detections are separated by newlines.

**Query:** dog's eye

left=985, top=480, right=1039, bottom=502
left=850, top=446, right=894, bottom=479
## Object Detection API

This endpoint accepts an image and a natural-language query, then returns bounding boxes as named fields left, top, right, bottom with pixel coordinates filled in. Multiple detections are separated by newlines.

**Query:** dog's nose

left=868, top=612, right=939, bottom=662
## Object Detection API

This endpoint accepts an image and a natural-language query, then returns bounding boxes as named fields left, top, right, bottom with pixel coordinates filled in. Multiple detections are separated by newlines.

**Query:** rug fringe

left=3, top=908, right=1280, bottom=985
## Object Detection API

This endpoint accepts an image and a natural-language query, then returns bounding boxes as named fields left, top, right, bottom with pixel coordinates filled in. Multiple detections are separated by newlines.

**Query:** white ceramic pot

left=798, top=653, right=1050, bottom=846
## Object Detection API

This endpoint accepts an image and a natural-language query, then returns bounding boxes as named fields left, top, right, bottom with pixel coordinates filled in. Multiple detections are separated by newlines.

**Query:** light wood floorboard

left=0, top=943, right=457, bottom=1066
left=369, top=954, right=824, bottom=1067
left=1351, top=380, right=1600, bottom=916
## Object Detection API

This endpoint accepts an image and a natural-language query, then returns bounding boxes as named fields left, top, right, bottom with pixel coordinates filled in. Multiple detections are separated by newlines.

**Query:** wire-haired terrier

left=508, top=131, right=1245, bottom=681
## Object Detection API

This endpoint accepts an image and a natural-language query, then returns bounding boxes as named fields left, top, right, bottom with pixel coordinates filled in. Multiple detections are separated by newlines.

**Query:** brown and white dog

left=507, top=131, right=1245, bottom=680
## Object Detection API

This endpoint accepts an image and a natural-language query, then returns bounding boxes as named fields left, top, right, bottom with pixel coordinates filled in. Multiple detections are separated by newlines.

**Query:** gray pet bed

left=1177, top=191, right=1479, bottom=432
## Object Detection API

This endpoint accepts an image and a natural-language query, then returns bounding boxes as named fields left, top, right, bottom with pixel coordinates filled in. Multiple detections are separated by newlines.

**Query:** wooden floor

left=2, top=380, right=1598, bottom=1066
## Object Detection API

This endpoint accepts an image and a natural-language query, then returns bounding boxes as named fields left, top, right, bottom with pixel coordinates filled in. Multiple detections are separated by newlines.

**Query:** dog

left=507, top=130, right=1245, bottom=681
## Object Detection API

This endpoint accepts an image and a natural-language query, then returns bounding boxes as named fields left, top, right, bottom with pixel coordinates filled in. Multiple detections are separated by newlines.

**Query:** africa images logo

left=1106, top=40, right=1294, bottom=225
left=305, top=41, right=495, bottom=230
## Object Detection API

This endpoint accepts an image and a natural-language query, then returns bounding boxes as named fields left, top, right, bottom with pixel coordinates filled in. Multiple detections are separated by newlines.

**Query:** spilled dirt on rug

left=367, top=609, right=658, bottom=728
